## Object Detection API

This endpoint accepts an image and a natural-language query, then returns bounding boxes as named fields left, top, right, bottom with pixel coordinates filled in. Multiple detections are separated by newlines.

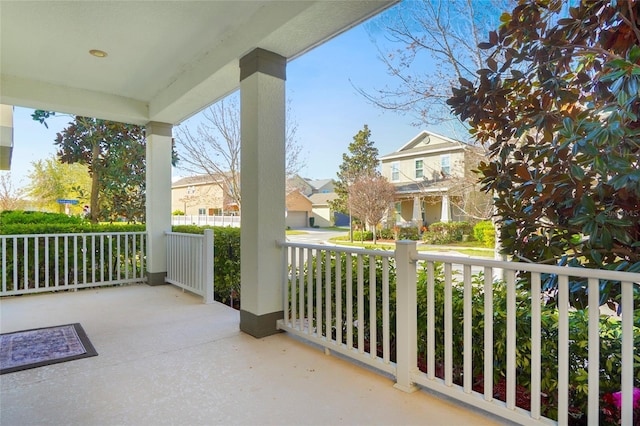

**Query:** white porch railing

left=165, top=230, right=214, bottom=304
left=0, top=232, right=147, bottom=296
left=278, top=240, right=640, bottom=426
left=172, top=215, right=240, bottom=227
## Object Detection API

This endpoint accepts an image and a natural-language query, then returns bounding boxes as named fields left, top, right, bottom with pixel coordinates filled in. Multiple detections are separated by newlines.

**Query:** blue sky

left=7, top=5, right=456, bottom=190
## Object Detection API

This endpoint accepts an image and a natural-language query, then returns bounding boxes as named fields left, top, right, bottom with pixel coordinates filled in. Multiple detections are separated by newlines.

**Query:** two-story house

left=171, top=174, right=235, bottom=216
left=172, top=173, right=337, bottom=228
left=380, top=130, right=489, bottom=227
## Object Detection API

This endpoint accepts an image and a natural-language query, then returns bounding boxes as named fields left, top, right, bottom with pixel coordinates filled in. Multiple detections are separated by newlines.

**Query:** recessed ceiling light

left=89, top=49, right=108, bottom=58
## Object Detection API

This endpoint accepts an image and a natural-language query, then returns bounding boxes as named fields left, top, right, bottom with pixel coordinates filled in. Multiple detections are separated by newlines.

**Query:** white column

left=145, top=121, right=173, bottom=285
left=239, top=48, right=286, bottom=337
left=411, top=195, right=421, bottom=226
left=440, top=193, right=451, bottom=223
left=0, top=105, right=13, bottom=170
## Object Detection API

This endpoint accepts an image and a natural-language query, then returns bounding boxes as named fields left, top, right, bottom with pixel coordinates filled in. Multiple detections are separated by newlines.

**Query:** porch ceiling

left=0, top=0, right=396, bottom=125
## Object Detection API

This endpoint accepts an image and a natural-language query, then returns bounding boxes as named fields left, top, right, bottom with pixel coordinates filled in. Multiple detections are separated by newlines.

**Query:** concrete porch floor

left=1, top=284, right=505, bottom=426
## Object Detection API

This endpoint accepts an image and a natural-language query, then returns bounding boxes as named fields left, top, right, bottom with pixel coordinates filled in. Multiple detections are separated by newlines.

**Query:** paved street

left=286, top=228, right=349, bottom=245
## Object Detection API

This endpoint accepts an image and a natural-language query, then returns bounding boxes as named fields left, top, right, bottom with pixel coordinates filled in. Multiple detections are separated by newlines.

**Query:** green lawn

left=328, top=237, right=495, bottom=258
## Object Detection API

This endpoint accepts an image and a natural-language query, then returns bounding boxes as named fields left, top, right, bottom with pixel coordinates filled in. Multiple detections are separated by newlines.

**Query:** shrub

left=397, top=227, right=420, bottom=240
left=353, top=230, right=373, bottom=241
left=378, top=228, right=395, bottom=240
left=473, top=221, right=494, bottom=247
left=422, top=221, right=473, bottom=244
left=172, top=210, right=185, bottom=216
left=0, top=210, right=84, bottom=226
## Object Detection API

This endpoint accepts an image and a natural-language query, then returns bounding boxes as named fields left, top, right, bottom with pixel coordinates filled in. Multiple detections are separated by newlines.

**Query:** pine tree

left=330, top=125, right=380, bottom=215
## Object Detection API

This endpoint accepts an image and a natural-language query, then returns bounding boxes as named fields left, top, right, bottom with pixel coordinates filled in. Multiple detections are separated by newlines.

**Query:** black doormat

left=0, top=323, right=98, bottom=374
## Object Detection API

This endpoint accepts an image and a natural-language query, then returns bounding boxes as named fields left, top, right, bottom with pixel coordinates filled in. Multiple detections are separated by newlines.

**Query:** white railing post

left=394, top=240, right=418, bottom=393
left=203, top=229, right=214, bottom=304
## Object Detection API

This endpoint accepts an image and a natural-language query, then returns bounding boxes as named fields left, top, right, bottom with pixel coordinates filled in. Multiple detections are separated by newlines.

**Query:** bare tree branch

left=355, top=0, right=514, bottom=127
left=349, top=175, right=396, bottom=244
left=175, top=95, right=305, bottom=211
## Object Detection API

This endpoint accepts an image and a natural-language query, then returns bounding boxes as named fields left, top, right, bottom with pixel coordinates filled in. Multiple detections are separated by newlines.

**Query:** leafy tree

left=0, top=172, right=26, bottom=211
left=448, top=0, right=640, bottom=305
left=175, top=94, right=305, bottom=211
left=348, top=174, right=396, bottom=244
left=331, top=124, right=380, bottom=215
left=32, top=112, right=171, bottom=223
left=25, top=156, right=91, bottom=214
left=52, top=116, right=146, bottom=223
left=360, top=0, right=513, bottom=129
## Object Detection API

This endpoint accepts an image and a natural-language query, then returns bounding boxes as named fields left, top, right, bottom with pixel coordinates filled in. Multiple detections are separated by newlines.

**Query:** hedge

left=422, top=221, right=474, bottom=244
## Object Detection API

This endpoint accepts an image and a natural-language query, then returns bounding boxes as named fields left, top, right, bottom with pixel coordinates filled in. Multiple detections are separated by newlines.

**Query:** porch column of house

left=440, top=193, right=451, bottom=223
left=239, top=48, right=286, bottom=338
left=145, top=121, right=173, bottom=285
left=411, top=195, right=421, bottom=226
left=0, top=105, right=13, bottom=170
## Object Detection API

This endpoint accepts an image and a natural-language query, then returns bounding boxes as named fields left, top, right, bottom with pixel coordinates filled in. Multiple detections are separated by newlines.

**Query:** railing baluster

left=357, top=254, right=364, bottom=354
left=116, top=235, right=121, bottom=281
left=557, top=274, right=569, bottom=425
left=34, top=236, right=39, bottom=289
left=335, top=251, right=342, bottom=347
left=621, top=281, right=634, bottom=426
left=13, top=237, right=18, bottom=291
left=483, top=266, right=493, bottom=401
left=1, top=237, right=6, bottom=293
left=140, top=233, right=145, bottom=275
left=64, top=236, right=69, bottom=287
left=82, top=235, right=87, bottom=284
left=91, top=235, right=96, bottom=283
left=298, top=247, right=305, bottom=331
left=291, top=246, right=297, bottom=329
left=282, top=244, right=289, bottom=327
left=325, top=250, right=332, bottom=340
left=444, top=262, right=452, bottom=386
left=382, top=256, right=390, bottom=364
left=427, top=261, right=435, bottom=380
left=23, top=236, right=28, bottom=291
left=531, top=272, right=542, bottom=419
left=307, top=248, right=313, bottom=334
left=108, top=235, right=113, bottom=282
left=73, top=235, right=78, bottom=288
left=54, top=236, right=59, bottom=288
left=463, top=264, right=472, bottom=393
left=586, top=277, right=599, bottom=424
left=44, top=236, right=49, bottom=288
left=369, top=254, right=376, bottom=359
left=100, top=235, right=105, bottom=283
left=346, top=252, right=353, bottom=350
left=125, top=233, right=129, bottom=280
left=506, top=269, right=516, bottom=410
left=315, top=249, right=322, bottom=337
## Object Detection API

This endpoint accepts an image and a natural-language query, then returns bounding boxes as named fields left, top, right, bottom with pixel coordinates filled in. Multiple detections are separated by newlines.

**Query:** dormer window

left=415, top=159, right=424, bottom=179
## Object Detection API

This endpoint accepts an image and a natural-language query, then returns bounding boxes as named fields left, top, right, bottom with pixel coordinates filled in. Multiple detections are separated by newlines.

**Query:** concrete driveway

left=286, top=228, right=348, bottom=245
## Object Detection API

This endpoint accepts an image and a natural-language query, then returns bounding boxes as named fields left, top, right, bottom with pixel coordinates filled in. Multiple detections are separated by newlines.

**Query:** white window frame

left=441, top=154, right=451, bottom=177
left=415, top=159, right=424, bottom=179
left=391, top=162, right=400, bottom=181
